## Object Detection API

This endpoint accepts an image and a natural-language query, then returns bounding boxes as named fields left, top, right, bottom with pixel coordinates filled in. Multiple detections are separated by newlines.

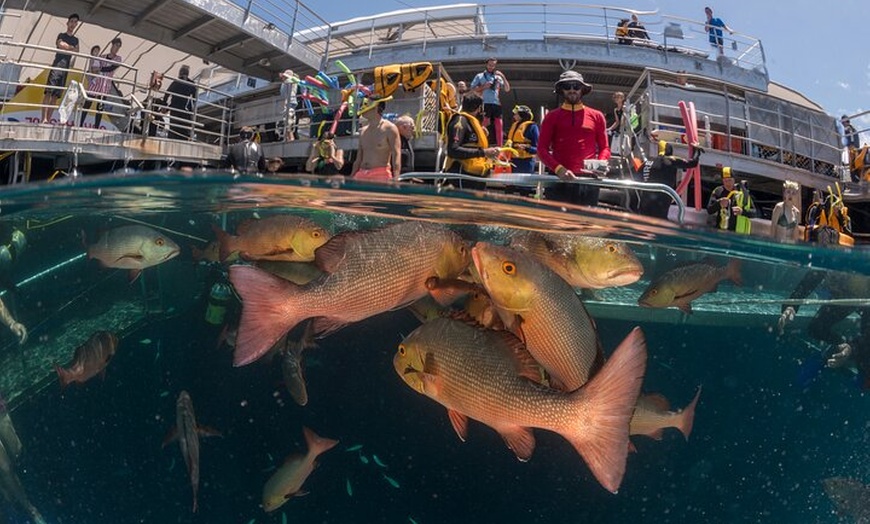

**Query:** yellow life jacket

left=732, top=191, right=752, bottom=234
left=373, top=64, right=402, bottom=98
left=725, top=190, right=753, bottom=234
left=401, top=62, right=433, bottom=91
left=507, top=121, right=534, bottom=159
left=445, top=112, right=490, bottom=176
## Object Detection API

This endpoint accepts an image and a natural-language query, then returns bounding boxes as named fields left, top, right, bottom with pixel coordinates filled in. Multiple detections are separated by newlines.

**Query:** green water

left=0, top=173, right=865, bottom=523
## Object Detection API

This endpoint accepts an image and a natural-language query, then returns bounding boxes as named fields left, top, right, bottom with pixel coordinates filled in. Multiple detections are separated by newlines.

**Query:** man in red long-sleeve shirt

left=538, top=70, right=611, bottom=206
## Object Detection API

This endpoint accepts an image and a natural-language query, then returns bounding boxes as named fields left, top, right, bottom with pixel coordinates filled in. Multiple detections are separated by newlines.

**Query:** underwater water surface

left=0, top=173, right=866, bottom=524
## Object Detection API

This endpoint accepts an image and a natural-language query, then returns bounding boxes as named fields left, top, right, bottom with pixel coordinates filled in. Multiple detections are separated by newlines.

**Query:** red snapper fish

left=637, top=258, right=742, bottom=314
left=394, top=317, right=647, bottom=493
left=630, top=388, right=701, bottom=443
left=511, top=231, right=644, bottom=289
left=228, top=221, right=470, bottom=366
left=54, top=331, right=119, bottom=388
left=87, top=225, right=180, bottom=281
left=212, top=215, right=331, bottom=262
left=471, top=242, right=603, bottom=392
left=262, top=427, right=338, bottom=512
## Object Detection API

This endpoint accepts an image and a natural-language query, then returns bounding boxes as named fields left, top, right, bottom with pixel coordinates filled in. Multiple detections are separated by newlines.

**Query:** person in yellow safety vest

left=444, top=93, right=500, bottom=188
left=805, top=188, right=852, bottom=244
left=706, top=167, right=756, bottom=233
left=504, top=105, right=539, bottom=174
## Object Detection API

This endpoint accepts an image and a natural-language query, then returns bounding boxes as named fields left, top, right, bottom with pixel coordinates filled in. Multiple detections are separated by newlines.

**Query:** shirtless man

left=351, top=102, right=401, bottom=182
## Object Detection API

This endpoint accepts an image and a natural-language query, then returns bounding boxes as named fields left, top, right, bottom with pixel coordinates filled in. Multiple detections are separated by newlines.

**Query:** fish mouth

left=607, top=268, right=643, bottom=284
left=402, top=364, right=419, bottom=376
left=164, top=248, right=181, bottom=261
left=609, top=267, right=643, bottom=278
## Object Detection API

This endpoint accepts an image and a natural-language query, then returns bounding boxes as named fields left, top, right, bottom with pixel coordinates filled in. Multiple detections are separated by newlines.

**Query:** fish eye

left=398, top=344, right=406, bottom=356
left=312, top=230, right=322, bottom=238
left=155, top=237, right=165, bottom=246
left=649, top=289, right=658, bottom=296
left=502, top=261, right=516, bottom=275
left=607, top=244, right=617, bottom=253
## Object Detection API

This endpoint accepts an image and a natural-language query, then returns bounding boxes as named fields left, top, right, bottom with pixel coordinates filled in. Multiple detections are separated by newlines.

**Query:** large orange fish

left=262, top=427, right=338, bottom=512
left=54, top=331, right=119, bottom=388
left=228, top=221, right=470, bottom=366
left=213, top=215, right=330, bottom=262
left=630, top=388, right=701, bottom=442
left=87, top=225, right=180, bottom=281
left=511, top=231, right=644, bottom=289
left=471, top=242, right=602, bottom=391
left=394, top=317, right=647, bottom=493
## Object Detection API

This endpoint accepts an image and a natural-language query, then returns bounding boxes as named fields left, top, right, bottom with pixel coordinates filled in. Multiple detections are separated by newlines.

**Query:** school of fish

left=37, top=213, right=731, bottom=516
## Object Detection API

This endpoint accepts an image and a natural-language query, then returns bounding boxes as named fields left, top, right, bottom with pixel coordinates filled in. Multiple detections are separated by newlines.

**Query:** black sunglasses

left=561, top=82, right=585, bottom=91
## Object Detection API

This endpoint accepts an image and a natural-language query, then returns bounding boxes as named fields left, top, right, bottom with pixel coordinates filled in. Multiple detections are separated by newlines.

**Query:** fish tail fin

left=54, top=364, right=71, bottom=389
left=726, top=258, right=742, bottom=286
left=211, top=223, right=233, bottom=262
left=228, top=265, right=305, bottom=367
left=302, top=426, right=339, bottom=457
left=562, top=327, right=647, bottom=494
left=676, top=386, right=702, bottom=441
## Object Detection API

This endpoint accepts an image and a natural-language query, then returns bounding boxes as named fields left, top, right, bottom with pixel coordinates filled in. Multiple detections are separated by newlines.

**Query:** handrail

left=396, top=172, right=686, bottom=224
left=309, top=3, right=767, bottom=76
left=0, top=38, right=233, bottom=147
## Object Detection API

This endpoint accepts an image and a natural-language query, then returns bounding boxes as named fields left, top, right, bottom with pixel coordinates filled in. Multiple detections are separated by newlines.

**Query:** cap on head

left=554, top=70, right=592, bottom=95
left=722, top=166, right=732, bottom=179
left=658, top=140, right=673, bottom=156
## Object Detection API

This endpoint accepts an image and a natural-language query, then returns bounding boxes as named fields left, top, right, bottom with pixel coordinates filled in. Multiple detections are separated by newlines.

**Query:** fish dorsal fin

left=638, top=393, right=671, bottom=412
left=162, top=426, right=179, bottom=447
left=444, top=309, right=486, bottom=329
left=497, top=426, right=536, bottom=462
left=426, top=276, right=476, bottom=307
left=447, top=409, right=469, bottom=442
left=311, top=317, right=349, bottom=338
left=196, top=425, right=223, bottom=438
left=235, top=218, right=256, bottom=236
left=313, top=232, right=358, bottom=274
left=493, top=330, right=544, bottom=383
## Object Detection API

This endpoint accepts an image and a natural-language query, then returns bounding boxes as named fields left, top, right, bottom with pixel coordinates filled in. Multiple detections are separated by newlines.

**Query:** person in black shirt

left=162, top=65, right=198, bottom=140
left=305, top=131, right=344, bottom=175
left=640, top=140, right=702, bottom=219
left=41, top=13, right=80, bottom=124
left=224, top=126, right=265, bottom=176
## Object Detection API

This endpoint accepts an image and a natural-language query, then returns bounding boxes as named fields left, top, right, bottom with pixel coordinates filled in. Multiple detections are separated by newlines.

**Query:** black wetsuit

left=640, top=148, right=701, bottom=219
left=225, top=139, right=265, bottom=175
left=783, top=270, right=870, bottom=388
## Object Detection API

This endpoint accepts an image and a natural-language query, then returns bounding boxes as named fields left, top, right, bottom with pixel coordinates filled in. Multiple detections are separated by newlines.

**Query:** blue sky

left=311, top=0, right=867, bottom=129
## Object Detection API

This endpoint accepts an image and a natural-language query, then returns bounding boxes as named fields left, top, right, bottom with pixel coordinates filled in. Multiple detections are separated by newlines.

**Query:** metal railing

left=301, top=3, right=767, bottom=77
left=228, top=0, right=332, bottom=58
left=397, top=172, right=686, bottom=224
left=0, top=39, right=233, bottom=149
left=625, top=69, right=841, bottom=180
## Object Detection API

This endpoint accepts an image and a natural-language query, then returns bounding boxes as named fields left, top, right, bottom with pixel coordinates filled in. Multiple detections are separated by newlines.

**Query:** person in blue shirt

left=470, top=57, right=511, bottom=147
left=704, top=6, right=733, bottom=56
